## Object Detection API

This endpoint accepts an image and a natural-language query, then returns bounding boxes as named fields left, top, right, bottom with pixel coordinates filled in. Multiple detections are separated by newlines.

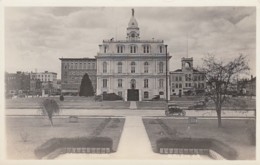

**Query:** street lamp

left=165, top=45, right=168, bottom=103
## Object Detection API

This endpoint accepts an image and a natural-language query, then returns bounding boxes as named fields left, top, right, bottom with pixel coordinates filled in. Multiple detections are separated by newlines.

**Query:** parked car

left=188, top=101, right=206, bottom=110
left=165, top=104, right=186, bottom=116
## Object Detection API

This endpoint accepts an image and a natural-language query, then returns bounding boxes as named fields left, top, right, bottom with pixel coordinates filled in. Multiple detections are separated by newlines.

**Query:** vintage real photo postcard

left=0, top=0, right=259, bottom=164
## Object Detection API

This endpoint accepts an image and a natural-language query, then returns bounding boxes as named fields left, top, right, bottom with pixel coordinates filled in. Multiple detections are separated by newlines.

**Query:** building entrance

left=127, top=89, right=139, bottom=101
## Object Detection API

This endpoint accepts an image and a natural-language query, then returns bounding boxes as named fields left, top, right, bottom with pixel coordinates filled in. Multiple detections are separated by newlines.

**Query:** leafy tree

left=40, top=99, right=60, bottom=126
left=202, top=54, right=249, bottom=127
left=79, top=73, right=94, bottom=97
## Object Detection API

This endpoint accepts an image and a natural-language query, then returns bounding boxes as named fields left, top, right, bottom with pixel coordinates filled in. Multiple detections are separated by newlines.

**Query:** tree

left=79, top=73, right=94, bottom=97
left=202, top=54, right=249, bottom=128
left=40, top=99, right=60, bottom=126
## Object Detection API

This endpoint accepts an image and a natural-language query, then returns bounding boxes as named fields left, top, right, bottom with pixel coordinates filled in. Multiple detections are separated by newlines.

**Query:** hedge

left=34, top=137, right=113, bottom=159
left=156, top=137, right=237, bottom=160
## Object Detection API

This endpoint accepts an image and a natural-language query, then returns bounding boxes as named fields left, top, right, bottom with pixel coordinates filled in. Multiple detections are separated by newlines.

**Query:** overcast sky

left=5, top=7, right=256, bottom=79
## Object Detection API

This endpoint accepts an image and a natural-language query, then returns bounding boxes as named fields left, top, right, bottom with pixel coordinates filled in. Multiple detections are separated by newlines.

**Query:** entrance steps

left=129, top=101, right=137, bottom=109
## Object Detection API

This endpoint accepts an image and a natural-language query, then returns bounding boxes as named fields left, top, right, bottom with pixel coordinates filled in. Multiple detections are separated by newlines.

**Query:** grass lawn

left=6, top=116, right=125, bottom=159
left=5, top=96, right=130, bottom=109
left=143, top=118, right=255, bottom=160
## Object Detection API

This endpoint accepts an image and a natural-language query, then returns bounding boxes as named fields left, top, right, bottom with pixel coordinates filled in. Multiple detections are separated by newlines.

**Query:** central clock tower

left=126, top=9, right=140, bottom=41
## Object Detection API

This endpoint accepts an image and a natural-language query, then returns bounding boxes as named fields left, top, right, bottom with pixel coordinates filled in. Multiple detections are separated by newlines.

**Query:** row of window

left=172, top=74, right=205, bottom=82
left=103, top=45, right=165, bottom=54
left=102, top=61, right=164, bottom=73
left=115, top=91, right=155, bottom=99
left=63, top=62, right=96, bottom=70
left=172, top=83, right=205, bottom=89
left=102, top=79, right=164, bottom=88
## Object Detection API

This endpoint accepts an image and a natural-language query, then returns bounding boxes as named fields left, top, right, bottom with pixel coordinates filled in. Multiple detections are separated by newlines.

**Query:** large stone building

left=96, top=9, right=171, bottom=101
left=170, top=57, right=206, bottom=96
left=60, top=58, right=97, bottom=95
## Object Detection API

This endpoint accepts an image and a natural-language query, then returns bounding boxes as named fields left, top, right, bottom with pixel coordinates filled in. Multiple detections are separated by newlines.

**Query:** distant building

left=30, top=71, right=58, bottom=95
left=238, top=76, right=256, bottom=96
left=59, top=58, right=97, bottom=95
left=5, top=71, right=30, bottom=95
left=170, top=57, right=206, bottom=96
left=96, top=9, right=171, bottom=101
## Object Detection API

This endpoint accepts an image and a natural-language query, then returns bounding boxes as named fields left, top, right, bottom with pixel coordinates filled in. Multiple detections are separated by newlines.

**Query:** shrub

left=34, top=137, right=113, bottom=159
left=102, top=93, right=123, bottom=101
left=59, top=95, right=64, bottom=101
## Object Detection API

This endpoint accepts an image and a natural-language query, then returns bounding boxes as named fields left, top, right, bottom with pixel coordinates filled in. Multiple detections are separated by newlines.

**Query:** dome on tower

left=128, top=16, right=138, bottom=28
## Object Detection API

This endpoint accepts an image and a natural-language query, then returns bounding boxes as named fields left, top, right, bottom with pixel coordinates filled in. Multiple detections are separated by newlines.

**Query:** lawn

left=6, top=116, right=125, bottom=159
left=5, top=96, right=130, bottom=109
left=143, top=118, right=255, bottom=160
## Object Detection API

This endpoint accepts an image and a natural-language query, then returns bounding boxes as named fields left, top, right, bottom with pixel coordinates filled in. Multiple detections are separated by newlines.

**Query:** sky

left=4, top=7, right=256, bottom=79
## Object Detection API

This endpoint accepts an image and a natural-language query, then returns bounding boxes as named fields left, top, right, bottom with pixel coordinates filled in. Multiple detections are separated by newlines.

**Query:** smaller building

left=60, top=58, right=97, bottom=95
left=237, top=76, right=256, bottom=96
left=5, top=71, right=30, bottom=96
left=30, top=71, right=58, bottom=96
left=170, top=57, right=206, bottom=96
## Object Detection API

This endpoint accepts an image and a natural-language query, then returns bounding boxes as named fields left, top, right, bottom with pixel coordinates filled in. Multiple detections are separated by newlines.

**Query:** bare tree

left=202, top=54, right=249, bottom=127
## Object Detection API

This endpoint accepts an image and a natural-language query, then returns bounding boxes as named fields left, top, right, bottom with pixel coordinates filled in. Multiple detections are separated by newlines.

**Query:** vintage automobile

left=165, top=104, right=186, bottom=116
left=188, top=101, right=206, bottom=110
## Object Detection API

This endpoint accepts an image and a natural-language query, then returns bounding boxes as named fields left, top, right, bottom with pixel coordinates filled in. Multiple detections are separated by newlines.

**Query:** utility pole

left=165, top=45, right=168, bottom=103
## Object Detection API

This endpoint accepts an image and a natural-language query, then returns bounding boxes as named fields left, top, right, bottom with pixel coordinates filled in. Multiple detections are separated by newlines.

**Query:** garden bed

left=6, top=117, right=125, bottom=159
left=143, top=118, right=255, bottom=160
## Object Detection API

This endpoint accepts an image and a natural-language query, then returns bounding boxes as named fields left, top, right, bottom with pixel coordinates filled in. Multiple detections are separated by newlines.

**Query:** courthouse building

left=96, top=9, right=171, bottom=101
left=60, top=58, right=97, bottom=95
left=170, top=57, right=206, bottom=96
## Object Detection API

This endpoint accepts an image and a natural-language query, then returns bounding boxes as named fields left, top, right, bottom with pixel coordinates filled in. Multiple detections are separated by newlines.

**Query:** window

left=130, top=45, right=137, bottom=53
left=198, top=75, right=201, bottom=81
left=131, top=62, right=136, bottom=73
left=179, top=83, right=182, bottom=88
left=71, top=63, right=73, bottom=69
left=159, top=91, right=164, bottom=95
left=159, top=45, right=163, bottom=53
left=194, top=76, right=197, bottom=81
left=130, top=79, right=136, bottom=89
left=103, top=62, right=107, bottom=73
left=175, top=76, right=178, bottom=81
left=201, top=75, right=205, bottom=81
left=172, top=83, right=175, bottom=89
left=79, top=63, right=82, bottom=69
left=194, top=83, right=197, bottom=88
left=118, top=62, right=122, bottom=73
left=185, top=83, right=188, bottom=87
left=144, top=92, right=149, bottom=98
left=159, top=62, right=164, bottom=73
left=118, top=79, right=122, bottom=88
left=117, top=45, right=124, bottom=53
left=143, top=45, right=150, bottom=53
left=103, top=79, right=107, bottom=88
left=189, top=83, right=191, bottom=87
left=159, top=79, right=164, bottom=88
left=84, top=63, right=86, bottom=69
left=104, top=46, right=108, bottom=53
left=201, top=83, right=205, bottom=88
left=179, top=76, right=182, bottom=81
left=185, top=74, right=188, bottom=81
left=144, top=79, right=149, bottom=88
left=144, top=62, right=149, bottom=73
left=176, top=83, right=178, bottom=88
left=75, top=63, right=78, bottom=69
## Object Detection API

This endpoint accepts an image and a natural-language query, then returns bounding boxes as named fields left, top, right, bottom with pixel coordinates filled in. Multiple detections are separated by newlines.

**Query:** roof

left=59, top=57, right=96, bottom=61
left=170, top=68, right=205, bottom=74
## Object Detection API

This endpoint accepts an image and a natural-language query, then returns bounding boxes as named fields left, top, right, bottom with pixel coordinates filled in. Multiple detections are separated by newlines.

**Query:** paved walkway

left=56, top=116, right=210, bottom=160
left=129, top=101, right=137, bottom=109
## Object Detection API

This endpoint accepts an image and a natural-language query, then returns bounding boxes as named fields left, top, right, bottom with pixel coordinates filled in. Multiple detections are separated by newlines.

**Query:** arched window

left=144, top=91, right=149, bottom=98
left=159, top=62, right=164, bottom=73
left=144, top=62, right=149, bottom=73
left=118, top=62, right=122, bottom=73
left=130, top=45, right=137, bottom=53
left=131, top=62, right=136, bottom=73
left=103, top=62, right=107, bottom=73
left=130, top=79, right=136, bottom=89
left=143, top=45, right=150, bottom=53
left=117, top=45, right=124, bottom=53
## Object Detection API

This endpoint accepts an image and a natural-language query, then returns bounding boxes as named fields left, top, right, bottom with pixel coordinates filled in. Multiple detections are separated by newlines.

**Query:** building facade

left=170, top=57, right=206, bottom=96
left=60, top=58, right=97, bottom=95
left=96, top=9, right=171, bottom=101
left=5, top=71, right=30, bottom=95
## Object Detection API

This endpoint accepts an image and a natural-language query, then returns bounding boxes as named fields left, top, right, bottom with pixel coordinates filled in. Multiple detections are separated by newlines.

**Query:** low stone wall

left=43, top=147, right=111, bottom=159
